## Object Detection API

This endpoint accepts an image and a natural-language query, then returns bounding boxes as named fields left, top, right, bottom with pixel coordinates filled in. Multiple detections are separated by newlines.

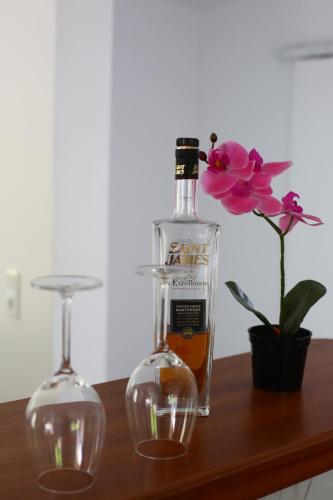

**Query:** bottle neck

left=173, top=179, right=198, bottom=219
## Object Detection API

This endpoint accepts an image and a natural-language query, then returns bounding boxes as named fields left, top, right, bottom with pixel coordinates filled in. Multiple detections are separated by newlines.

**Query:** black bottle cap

left=176, top=138, right=199, bottom=148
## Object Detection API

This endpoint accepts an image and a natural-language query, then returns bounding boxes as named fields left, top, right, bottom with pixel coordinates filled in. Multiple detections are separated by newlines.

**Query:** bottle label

left=175, top=148, right=199, bottom=179
left=170, top=299, right=206, bottom=339
left=175, top=161, right=198, bottom=179
left=165, top=240, right=210, bottom=266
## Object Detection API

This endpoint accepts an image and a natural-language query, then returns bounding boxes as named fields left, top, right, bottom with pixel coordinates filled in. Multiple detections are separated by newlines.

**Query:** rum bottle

left=153, top=138, right=221, bottom=416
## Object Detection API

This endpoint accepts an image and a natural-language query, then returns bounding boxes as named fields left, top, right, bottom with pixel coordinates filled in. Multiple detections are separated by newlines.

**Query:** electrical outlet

left=5, top=268, right=20, bottom=319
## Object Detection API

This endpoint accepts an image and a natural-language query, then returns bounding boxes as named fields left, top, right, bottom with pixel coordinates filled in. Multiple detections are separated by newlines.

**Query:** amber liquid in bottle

left=167, top=331, right=208, bottom=392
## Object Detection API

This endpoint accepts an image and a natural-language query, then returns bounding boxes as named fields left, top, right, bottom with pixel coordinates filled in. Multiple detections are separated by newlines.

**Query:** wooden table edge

left=2, top=339, right=333, bottom=499
left=137, top=340, right=333, bottom=499
left=145, top=429, right=333, bottom=499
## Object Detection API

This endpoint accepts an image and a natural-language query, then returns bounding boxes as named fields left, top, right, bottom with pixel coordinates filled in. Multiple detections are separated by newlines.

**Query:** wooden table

left=1, top=339, right=333, bottom=499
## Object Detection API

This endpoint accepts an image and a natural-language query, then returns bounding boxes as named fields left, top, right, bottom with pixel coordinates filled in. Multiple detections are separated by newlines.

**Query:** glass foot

left=136, top=439, right=188, bottom=460
left=31, top=275, right=102, bottom=293
left=38, top=468, right=95, bottom=494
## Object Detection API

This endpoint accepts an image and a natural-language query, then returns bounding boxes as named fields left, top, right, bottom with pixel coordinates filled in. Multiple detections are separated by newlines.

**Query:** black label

left=175, top=149, right=199, bottom=179
left=170, top=299, right=206, bottom=339
left=175, top=161, right=199, bottom=179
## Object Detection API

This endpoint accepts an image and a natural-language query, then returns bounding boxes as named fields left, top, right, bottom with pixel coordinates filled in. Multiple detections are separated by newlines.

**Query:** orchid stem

left=279, top=233, right=285, bottom=328
left=253, top=210, right=287, bottom=332
left=278, top=216, right=294, bottom=330
left=253, top=211, right=281, bottom=235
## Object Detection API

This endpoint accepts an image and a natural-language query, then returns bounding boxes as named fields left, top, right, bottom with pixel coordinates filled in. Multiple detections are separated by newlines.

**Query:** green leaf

left=225, top=281, right=273, bottom=330
left=280, top=280, right=327, bottom=335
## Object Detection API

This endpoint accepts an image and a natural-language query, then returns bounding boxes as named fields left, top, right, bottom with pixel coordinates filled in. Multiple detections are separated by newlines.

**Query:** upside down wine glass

left=126, top=265, right=198, bottom=460
left=25, top=276, right=106, bottom=494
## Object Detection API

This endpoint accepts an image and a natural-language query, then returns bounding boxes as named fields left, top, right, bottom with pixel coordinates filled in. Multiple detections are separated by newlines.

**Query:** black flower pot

left=248, top=325, right=312, bottom=391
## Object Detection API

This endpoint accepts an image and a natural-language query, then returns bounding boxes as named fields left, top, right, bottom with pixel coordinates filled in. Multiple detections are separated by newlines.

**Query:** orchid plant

left=200, top=133, right=326, bottom=336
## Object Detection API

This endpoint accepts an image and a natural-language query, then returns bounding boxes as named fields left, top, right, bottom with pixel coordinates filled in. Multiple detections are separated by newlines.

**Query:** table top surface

left=1, top=339, right=333, bottom=500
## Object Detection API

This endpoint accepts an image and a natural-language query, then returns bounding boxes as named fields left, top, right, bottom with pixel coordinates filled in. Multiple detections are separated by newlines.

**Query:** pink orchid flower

left=201, top=141, right=254, bottom=197
left=248, top=148, right=292, bottom=192
left=218, top=176, right=283, bottom=215
left=209, top=148, right=291, bottom=216
left=278, top=191, right=323, bottom=233
left=201, top=143, right=293, bottom=216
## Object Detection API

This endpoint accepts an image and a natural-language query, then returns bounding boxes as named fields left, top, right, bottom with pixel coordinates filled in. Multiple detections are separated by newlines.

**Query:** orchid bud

left=199, top=151, right=207, bottom=162
left=210, top=132, right=218, bottom=148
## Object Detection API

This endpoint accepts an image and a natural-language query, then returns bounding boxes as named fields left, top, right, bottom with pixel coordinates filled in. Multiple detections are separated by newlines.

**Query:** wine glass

left=25, top=276, right=106, bottom=494
left=126, top=265, right=198, bottom=460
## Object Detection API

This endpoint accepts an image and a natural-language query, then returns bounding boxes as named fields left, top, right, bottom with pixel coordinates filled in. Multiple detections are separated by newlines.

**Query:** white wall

left=104, top=0, right=333, bottom=379
left=107, top=0, right=202, bottom=379
left=0, top=0, right=54, bottom=401
left=53, top=0, right=333, bottom=385
left=196, top=0, right=333, bottom=357
left=106, top=0, right=291, bottom=373
left=198, top=0, right=292, bottom=358
left=54, top=0, right=113, bottom=383
left=288, top=59, right=333, bottom=337
left=0, top=0, right=330, bottom=400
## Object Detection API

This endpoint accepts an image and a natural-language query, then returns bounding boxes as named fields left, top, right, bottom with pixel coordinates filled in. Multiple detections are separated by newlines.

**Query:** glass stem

left=157, top=281, right=169, bottom=352
left=60, top=293, right=73, bottom=373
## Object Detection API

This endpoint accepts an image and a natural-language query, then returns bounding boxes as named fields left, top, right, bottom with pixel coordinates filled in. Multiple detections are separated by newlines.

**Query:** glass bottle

left=153, top=138, right=221, bottom=416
